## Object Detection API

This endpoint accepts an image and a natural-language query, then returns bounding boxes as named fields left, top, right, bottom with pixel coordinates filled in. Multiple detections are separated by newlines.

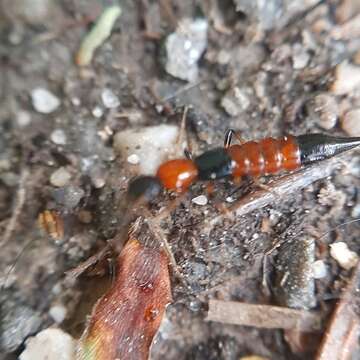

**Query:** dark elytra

left=194, top=147, right=233, bottom=180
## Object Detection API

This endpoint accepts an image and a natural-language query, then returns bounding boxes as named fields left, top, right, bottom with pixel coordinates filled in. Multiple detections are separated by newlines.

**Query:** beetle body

left=128, top=133, right=360, bottom=199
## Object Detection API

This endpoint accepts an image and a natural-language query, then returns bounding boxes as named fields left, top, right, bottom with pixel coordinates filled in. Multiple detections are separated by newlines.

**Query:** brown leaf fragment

left=316, top=261, right=360, bottom=360
left=77, top=236, right=172, bottom=360
left=206, top=300, right=322, bottom=332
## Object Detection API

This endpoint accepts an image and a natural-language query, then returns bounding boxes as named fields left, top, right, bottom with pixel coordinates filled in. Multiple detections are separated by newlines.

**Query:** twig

left=207, top=156, right=344, bottom=229
left=0, top=168, right=29, bottom=248
left=206, top=300, right=322, bottom=332
left=316, top=261, right=360, bottom=360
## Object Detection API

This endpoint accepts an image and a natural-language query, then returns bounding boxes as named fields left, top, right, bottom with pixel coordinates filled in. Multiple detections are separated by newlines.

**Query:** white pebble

left=19, top=328, right=76, bottom=360
left=330, top=242, right=358, bottom=270
left=114, top=124, right=179, bottom=175
left=101, top=88, right=120, bottom=109
left=351, top=203, right=360, bottom=218
left=292, top=44, right=310, bottom=70
left=92, top=106, right=104, bottom=118
left=50, top=129, right=67, bottom=145
left=127, top=154, right=140, bottom=165
left=331, top=61, right=360, bottom=95
left=309, top=93, right=338, bottom=130
left=16, top=110, right=31, bottom=127
left=192, top=195, right=208, bottom=206
left=49, top=305, right=67, bottom=324
left=71, top=97, right=81, bottom=106
left=341, top=108, right=360, bottom=136
left=312, top=260, right=328, bottom=279
left=50, top=167, right=71, bottom=187
left=31, top=88, right=60, bottom=114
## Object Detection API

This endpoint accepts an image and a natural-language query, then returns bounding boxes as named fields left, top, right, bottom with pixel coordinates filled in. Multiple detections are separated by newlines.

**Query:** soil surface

left=1, top=1, right=360, bottom=359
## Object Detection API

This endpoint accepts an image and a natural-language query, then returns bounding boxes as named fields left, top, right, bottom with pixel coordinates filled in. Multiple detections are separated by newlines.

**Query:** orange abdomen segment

left=277, top=135, right=301, bottom=171
left=156, top=159, right=198, bottom=192
left=227, top=135, right=301, bottom=178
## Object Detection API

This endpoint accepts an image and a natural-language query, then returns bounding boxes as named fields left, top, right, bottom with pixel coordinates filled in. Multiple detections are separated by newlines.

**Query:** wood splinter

left=206, top=300, right=322, bottom=332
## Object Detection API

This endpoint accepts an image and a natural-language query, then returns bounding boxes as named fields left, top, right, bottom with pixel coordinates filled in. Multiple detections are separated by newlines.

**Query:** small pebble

left=52, top=186, right=85, bottom=209
left=341, top=108, right=360, bottom=136
left=78, top=210, right=92, bottom=224
left=50, top=167, right=71, bottom=187
left=16, top=111, right=31, bottom=127
left=221, top=87, right=251, bottom=117
left=101, top=88, right=120, bottom=109
left=351, top=203, right=360, bottom=218
left=292, top=44, right=310, bottom=70
left=192, top=195, right=208, bottom=206
left=71, top=97, right=81, bottom=106
left=89, top=167, right=106, bottom=188
left=92, top=106, right=104, bottom=118
left=312, top=260, right=328, bottom=279
left=113, top=124, right=179, bottom=174
left=50, top=129, right=67, bottom=145
left=31, top=88, right=60, bottom=114
left=331, top=61, right=360, bottom=95
left=19, top=328, right=76, bottom=360
left=307, top=93, right=338, bottom=130
left=49, top=305, right=67, bottom=324
left=127, top=154, right=140, bottom=165
left=330, top=242, right=358, bottom=270
left=164, top=17, right=208, bottom=82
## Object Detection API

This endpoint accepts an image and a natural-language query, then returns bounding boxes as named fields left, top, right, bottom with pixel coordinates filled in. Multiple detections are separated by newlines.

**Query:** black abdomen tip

left=127, top=176, right=163, bottom=202
left=297, top=133, right=360, bottom=164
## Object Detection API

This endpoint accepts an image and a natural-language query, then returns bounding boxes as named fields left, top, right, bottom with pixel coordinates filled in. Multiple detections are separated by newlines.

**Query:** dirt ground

left=1, top=0, right=360, bottom=359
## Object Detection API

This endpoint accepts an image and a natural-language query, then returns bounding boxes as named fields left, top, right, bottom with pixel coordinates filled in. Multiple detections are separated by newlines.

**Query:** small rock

left=0, top=172, right=19, bottom=187
left=50, top=129, right=67, bottom=145
left=234, top=0, right=284, bottom=30
left=164, top=17, right=208, bottom=82
left=77, top=210, right=92, bottom=224
left=275, top=236, right=316, bottom=309
left=331, top=61, right=360, bottom=95
left=292, top=44, right=310, bottom=70
left=19, top=328, right=76, bottom=360
left=50, top=167, right=71, bottom=187
left=31, top=87, right=60, bottom=114
left=89, top=167, right=106, bottom=188
left=49, top=305, right=67, bottom=324
left=192, top=195, right=208, bottom=206
left=71, top=97, right=81, bottom=106
left=307, top=93, right=338, bottom=130
left=341, top=108, right=360, bottom=136
left=92, top=106, right=104, bottom=118
left=101, top=88, right=120, bottom=109
left=312, top=260, right=328, bottom=279
left=16, top=110, right=31, bottom=127
left=351, top=203, right=360, bottom=218
left=217, top=50, right=231, bottom=65
left=330, top=242, right=358, bottom=270
left=127, top=154, right=140, bottom=165
left=221, top=87, right=251, bottom=116
left=114, top=124, right=179, bottom=175
left=52, top=186, right=85, bottom=209
left=0, top=302, right=41, bottom=352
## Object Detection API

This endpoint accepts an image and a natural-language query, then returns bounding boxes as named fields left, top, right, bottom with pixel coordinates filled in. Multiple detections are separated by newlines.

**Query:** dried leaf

left=77, top=236, right=172, bottom=360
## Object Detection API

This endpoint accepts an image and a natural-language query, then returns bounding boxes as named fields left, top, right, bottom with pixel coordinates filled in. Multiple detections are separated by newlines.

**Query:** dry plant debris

left=75, top=5, right=122, bottom=66
left=77, top=229, right=172, bottom=360
left=206, top=300, right=322, bottom=332
left=316, top=261, right=360, bottom=359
